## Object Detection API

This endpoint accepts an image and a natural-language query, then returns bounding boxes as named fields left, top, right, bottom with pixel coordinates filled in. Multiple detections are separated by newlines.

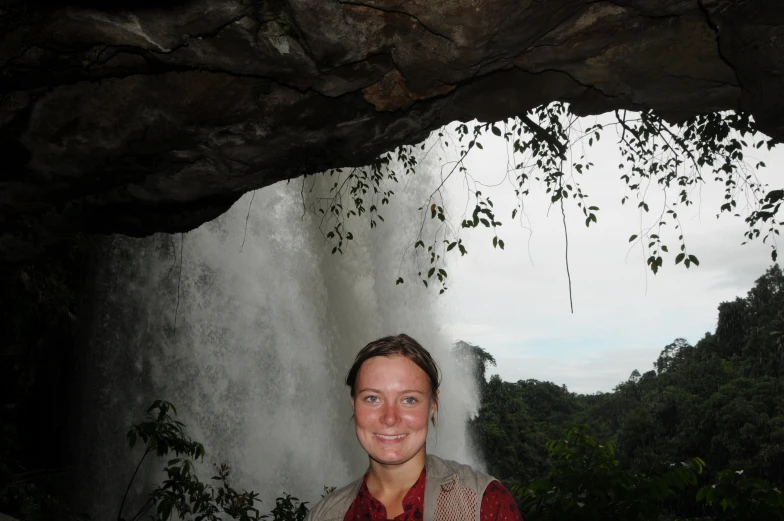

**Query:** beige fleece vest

left=304, top=454, right=495, bottom=521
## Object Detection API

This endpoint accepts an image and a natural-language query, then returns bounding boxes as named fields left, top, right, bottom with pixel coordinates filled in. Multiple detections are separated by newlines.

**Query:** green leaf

left=629, top=234, right=638, bottom=242
left=396, top=277, right=404, bottom=285
left=675, top=253, right=685, bottom=264
left=688, top=254, right=700, bottom=266
left=491, top=125, right=501, bottom=136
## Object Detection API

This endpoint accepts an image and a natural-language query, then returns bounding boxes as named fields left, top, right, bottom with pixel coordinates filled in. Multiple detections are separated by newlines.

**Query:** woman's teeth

left=376, top=434, right=407, bottom=440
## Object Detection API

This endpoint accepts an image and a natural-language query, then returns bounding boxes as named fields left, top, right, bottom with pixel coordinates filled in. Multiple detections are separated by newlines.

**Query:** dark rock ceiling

left=1, top=0, right=782, bottom=261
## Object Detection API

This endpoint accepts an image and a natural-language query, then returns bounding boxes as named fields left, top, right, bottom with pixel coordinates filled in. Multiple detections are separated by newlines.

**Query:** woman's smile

left=375, top=433, right=408, bottom=443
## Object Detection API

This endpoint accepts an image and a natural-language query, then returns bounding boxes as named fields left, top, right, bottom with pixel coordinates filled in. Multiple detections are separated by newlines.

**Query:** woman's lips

left=375, top=433, right=408, bottom=443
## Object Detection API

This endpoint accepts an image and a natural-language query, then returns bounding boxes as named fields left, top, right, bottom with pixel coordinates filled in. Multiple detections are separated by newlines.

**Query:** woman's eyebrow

left=357, top=387, right=382, bottom=394
left=356, top=388, right=426, bottom=394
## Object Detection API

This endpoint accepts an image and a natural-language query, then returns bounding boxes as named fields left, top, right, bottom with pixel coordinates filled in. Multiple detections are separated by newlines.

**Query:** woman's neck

left=366, top=446, right=427, bottom=497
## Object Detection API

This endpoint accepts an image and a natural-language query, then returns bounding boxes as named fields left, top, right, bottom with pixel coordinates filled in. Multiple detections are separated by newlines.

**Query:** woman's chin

left=370, top=446, right=406, bottom=463
left=367, top=443, right=426, bottom=466
left=371, top=454, right=408, bottom=466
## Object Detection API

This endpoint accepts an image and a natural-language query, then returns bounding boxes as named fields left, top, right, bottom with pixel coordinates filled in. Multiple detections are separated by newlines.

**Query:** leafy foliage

left=515, top=425, right=705, bottom=521
left=269, top=494, right=310, bottom=521
left=697, top=469, right=784, bottom=520
left=120, top=400, right=307, bottom=521
left=304, top=106, right=779, bottom=290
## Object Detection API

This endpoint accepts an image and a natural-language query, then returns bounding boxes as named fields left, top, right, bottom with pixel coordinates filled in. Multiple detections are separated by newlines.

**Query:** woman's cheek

left=403, top=409, right=429, bottom=427
left=356, top=407, right=378, bottom=425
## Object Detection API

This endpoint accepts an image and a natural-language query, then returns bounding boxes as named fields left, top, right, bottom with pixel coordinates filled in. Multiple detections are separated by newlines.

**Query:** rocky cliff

left=1, top=0, right=781, bottom=261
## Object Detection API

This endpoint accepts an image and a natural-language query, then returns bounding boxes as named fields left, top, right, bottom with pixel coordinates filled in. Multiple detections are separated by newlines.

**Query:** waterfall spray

left=75, top=162, right=480, bottom=519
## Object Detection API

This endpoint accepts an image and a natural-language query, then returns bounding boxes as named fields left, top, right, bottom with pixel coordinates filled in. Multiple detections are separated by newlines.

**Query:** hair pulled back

left=346, top=334, right=441, bottom=424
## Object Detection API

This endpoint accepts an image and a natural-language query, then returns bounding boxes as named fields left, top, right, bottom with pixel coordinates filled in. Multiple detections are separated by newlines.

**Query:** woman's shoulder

left=426, top=454, right=494, bottom=483
left=426, top=453, right=497, bottom=501
left=304, top=478, right=363, bottom=521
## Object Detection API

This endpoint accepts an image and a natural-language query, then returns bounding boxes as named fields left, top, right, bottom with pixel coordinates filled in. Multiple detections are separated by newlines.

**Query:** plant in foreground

left=120, top=400, right=308, bottom=521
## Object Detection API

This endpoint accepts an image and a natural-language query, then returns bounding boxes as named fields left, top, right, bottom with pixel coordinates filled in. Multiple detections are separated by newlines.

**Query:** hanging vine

left=303, top=104, right=779, bottom=294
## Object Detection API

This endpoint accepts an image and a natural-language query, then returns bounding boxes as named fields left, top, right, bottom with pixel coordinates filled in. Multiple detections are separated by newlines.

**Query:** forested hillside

left=463, top=265, right=784, bottom=520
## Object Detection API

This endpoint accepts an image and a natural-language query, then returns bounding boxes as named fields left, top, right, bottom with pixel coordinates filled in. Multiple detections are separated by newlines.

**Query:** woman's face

left=351, top=354, right=437, bottom=467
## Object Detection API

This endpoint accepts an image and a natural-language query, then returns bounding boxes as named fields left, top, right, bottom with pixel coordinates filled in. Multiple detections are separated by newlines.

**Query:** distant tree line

left=461, top=265, right=784, bottom=520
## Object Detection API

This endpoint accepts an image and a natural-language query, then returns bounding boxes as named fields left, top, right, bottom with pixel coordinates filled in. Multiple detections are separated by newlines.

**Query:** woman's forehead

left=355, top=354, right=430, bottom=388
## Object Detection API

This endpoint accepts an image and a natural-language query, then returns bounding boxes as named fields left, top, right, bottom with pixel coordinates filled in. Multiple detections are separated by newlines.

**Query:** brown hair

left=346, top=334, right=441, bottom=425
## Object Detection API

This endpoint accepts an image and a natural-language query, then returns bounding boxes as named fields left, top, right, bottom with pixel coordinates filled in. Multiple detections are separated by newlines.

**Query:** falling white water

left=75, top=163, right=480, bottom=519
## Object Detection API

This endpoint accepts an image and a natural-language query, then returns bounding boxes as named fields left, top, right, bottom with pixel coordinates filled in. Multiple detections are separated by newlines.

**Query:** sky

left=425, top=115, right=783, bottom=394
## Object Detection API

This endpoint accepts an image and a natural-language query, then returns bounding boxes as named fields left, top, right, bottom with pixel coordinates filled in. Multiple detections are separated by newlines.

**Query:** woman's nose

left=381, top=404, right=400, bottom=426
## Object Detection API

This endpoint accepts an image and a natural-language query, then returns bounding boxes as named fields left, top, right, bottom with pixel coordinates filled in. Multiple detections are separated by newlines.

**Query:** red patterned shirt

left=343, top=468, right=522, bottom=521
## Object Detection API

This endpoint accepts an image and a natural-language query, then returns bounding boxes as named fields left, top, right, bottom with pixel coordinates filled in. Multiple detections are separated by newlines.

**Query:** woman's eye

left=402, top=397, right=417, bottom=405
left=365, top=396, right=379, bottom=403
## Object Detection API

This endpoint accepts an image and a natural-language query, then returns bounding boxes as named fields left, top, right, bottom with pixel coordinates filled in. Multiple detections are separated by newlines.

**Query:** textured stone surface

left=0, top=0, right=781, bottom=261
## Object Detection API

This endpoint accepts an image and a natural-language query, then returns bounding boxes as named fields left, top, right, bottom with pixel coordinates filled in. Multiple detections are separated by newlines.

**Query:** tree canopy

left=464, top=264, right=784, bottom=520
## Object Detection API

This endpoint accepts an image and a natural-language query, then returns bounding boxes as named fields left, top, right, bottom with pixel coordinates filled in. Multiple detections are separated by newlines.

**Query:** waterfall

left=75, top=166, right=479, bottom=519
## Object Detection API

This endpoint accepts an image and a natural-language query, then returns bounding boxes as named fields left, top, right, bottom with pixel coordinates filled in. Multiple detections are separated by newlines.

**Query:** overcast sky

left=429, top=116, right=783, bottom=394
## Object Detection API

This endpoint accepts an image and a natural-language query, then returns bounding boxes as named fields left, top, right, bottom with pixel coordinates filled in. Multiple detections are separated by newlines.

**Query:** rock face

left=1, top=0, right=782, bottom=261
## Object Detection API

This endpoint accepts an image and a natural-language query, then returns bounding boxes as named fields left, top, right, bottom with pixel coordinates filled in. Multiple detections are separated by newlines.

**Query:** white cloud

left=491, top=346, right=664, bottom=394
left=433, top=117, right=783, bottom=393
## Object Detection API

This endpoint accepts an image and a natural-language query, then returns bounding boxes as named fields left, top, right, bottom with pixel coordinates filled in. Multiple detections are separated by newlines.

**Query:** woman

left=305, top=334, right=522, bottom=521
